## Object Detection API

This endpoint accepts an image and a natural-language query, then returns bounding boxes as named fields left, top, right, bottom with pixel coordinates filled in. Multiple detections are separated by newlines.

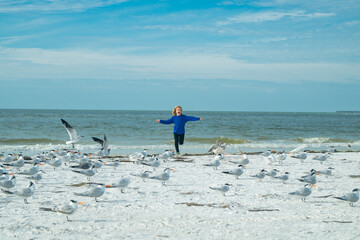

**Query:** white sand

left=1, top=151, right=360, bottom=239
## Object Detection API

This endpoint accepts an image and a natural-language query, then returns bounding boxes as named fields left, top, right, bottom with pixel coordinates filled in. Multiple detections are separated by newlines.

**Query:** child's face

left=176, top=107, right=182, bottom=116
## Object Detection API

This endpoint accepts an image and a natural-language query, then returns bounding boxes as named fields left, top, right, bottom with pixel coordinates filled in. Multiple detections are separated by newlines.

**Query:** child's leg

left=173, top=133, right=180, bottom=153
left=179, top=134, right=185, bottom=145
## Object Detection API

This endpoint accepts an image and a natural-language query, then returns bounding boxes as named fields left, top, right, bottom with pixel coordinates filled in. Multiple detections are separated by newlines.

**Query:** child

left=156, top=105, right=202, bottom=155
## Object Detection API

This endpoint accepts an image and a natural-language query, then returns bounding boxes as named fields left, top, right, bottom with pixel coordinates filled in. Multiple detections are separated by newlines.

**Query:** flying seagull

left=61, top=119, right=83, bottom=149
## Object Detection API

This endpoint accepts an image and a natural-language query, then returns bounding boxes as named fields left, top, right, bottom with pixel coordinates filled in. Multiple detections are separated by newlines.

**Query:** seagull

left=327, top=146, right=336, bottom=153
left=260, top=150, right=273, bottom=157
left=266, top=154, right=277, bottom=165
left=334, top=189, right=359, bottom=207
left=209, top=183, right=231, bottom=196
left=91, top=160, right=105, bottom=170
left=130, top=170, right=151, bottom=182
left=2, top=181, right=35, bottom=204
left=158, top=150, right=174, bottom=162
left=74, top=183, right=105, bottom=202
left=141, top=157, right=161, bottom=170
left=3, top=154, right=25, bottom=169
left=46, top=156, right=62, bottom=170
left=274, top=172, right=290, bottom=183
left=61, top=119, right=84, bottom=149
left=208, top=141, right=227, bottom=155
left=312, top=152, right=330, bottom=164
left=105, top=159, right=120, bottom=170
left=39, top=200, right=84, bottom=221
left=265, top=169, right=279, bottom=178
left=317, top=167, right=334, bottom=178
left=239, top=153, right=249, bottom=165
left=129, top=149, right=149, bottom=161
left=301, top=169, right=317, bottom=178
left=71, top=165, right=96, bottom=181
left=298, top=172, right=317, bottom=185
left=92, top=134, right=109, bottom=150
left=230, top=154, right=249, bottom=165
left=149, top=168, right=172, bottom=185
left=18, top=163, right=40, bottom=175
left=250, top=169, right=267, bottom=181
left=289, top=184, right=313, bottom=201
left=26, top=172, right=45, bottom=184
left=204, top=158, right=220, bottom=170
left=277, top=151, right=287, bottom=164
left=291, top=150, right=309, bottom=163
left=222, top=165, right=244, bottom=179
left=92, top=135, right=110, bottom=156
left=106, top=177, right=131, bottom=193
left=70, top=154, right=92, bottom=169
left=3, top=154, right=15, bottom=163
left=0, top=175, right=16, bottom=190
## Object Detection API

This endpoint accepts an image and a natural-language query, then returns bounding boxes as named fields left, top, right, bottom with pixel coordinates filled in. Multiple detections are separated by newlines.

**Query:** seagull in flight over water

left=61, top=119, right=83, bottom=149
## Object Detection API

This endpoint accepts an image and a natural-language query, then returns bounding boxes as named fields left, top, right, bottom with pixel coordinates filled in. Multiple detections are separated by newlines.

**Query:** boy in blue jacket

left=156, top=105, right=202, bottom=154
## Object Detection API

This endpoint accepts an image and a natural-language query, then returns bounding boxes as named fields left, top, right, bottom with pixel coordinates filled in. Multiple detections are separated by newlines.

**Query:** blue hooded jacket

left=160, top=115, right=200, bottom=134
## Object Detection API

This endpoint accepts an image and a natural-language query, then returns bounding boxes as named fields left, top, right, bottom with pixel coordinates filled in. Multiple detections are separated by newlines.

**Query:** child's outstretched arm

left=156, top=117, right=175, bottom=124
left=185, top=116, right=203, bottom=121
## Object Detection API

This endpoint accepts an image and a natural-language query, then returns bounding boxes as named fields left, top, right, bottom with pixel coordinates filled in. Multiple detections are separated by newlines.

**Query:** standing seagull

left=2, top=181, right=35, bottom=204
left=274, top=172, right=290, bottom=183
left=39, top=200, right=84, bottom=222
left=74, top=183, right=105, bottom=202
left=291, top=150, right=309, bottom=163
left=334, top=189, right=359, bottom=207
left=150, top=168, right=172, bottom=185
left=209, top=183, right=231, bottom=196
left=222, top=165, right=245, bottom=179
left=61, top=119, right=83, bottom=149
left=289, top=184, right=313, bottom=202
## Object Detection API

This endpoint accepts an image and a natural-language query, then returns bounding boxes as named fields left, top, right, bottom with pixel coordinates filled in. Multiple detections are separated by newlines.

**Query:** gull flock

left=0, top=119, right=359, bottom=228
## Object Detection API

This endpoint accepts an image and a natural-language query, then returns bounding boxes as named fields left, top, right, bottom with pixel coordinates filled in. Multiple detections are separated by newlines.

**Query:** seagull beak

left=170, top=168, right=174, bottom=171
left=103, top=162, right=107, bottom=164
left=78, top=202, right=84, bottom=205
left=105, top=185, right=112, bottom=188
left=40, top=163, right=45, bottom=166
left=312, top=185, right=317, bottom=187
left=88, top=154, right=92, bottom=157
left=6, top=167, right=10, bottom=169
left=9, top=173, right=14, bottom=175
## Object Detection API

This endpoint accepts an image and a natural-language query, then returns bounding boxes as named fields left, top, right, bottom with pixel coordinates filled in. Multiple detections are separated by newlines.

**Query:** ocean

left=1, top=109, right=359, bottom=156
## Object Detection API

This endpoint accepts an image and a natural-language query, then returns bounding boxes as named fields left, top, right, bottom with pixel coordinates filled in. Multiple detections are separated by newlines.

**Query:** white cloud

left=0, top=0, right=128, bottom=13
left=0, top=47, right=359, bottom=84
left=217, top=10, right=335, bottom=25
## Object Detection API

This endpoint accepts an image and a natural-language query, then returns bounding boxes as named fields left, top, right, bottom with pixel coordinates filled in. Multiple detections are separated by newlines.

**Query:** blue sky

left=0, top=0, right=359, bottom=112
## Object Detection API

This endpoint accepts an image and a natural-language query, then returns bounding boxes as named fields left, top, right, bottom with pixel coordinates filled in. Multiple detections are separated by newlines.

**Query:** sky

left=0, top=0, right=359, bottom=112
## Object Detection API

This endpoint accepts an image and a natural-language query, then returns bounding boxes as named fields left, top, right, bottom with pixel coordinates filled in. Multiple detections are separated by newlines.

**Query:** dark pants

left=174, top=133, right=185, bottom=153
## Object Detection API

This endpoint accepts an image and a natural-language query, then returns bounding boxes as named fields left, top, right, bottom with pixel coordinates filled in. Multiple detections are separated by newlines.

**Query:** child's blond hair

left=172, top=105, right=182, bottom=116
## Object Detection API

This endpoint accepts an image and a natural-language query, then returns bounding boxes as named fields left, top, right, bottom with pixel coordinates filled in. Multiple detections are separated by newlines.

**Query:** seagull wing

left=103, top=135, right=108, bottom=149
left=92, top=137, right=104, bottom=147
left=61, top=119, right=78, bottom=141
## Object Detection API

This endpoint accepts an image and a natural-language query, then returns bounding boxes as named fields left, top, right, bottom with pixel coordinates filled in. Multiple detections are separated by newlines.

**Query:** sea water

left=0, top=109, right=359, bottom=156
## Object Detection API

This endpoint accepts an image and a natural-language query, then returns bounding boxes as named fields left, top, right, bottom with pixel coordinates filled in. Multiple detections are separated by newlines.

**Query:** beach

left=1, top=150, right=360, bottom=239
